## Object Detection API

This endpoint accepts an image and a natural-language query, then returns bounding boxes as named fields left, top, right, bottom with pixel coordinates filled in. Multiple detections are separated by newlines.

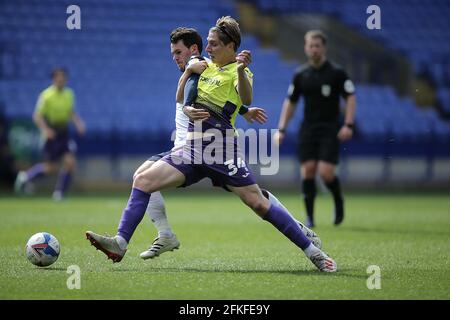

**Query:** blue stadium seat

left=2, top=0, right=449, bottom=145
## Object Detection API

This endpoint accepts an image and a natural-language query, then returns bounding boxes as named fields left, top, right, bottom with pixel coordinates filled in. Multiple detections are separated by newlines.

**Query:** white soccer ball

left=25, top=232, right=60, bottom=267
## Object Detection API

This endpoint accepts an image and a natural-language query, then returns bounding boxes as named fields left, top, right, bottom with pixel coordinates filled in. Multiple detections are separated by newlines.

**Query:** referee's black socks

left=325, top=177, right=344, bottom=225
left=302, top=179, right=316, bottom=222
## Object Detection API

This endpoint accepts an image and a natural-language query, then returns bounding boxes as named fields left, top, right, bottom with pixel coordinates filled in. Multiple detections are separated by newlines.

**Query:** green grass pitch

left=0, top=190, right=449, bottom=299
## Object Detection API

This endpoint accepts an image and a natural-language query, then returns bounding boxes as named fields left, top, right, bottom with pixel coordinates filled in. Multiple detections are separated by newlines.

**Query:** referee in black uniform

left=274, top=30, right=356, bottom=228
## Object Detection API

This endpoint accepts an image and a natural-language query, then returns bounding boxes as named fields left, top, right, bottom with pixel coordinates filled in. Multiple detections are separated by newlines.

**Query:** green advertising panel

left=8, top=119, right=41, bottom=163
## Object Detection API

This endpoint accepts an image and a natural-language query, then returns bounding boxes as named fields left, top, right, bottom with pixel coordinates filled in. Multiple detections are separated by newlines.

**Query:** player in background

left=274, top=30, right=356, bottom=228
left=15, top=68, right=85, bottom=201
left=86, top=17, right=335, bottom=272
left=139, top=27, right=319, bottom=259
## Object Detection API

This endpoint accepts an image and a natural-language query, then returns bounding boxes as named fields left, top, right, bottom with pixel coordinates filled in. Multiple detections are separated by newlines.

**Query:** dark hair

left=170, top=27, right=203, bottom=54
left=305, top=30, right=327, bottom=45
left=210, top=16, right=241, bottom=52
left=51, top=67, right=67, bottom=79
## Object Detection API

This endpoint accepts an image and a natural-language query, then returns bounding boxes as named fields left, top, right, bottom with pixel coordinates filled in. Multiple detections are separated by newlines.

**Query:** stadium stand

left=246, top=0, right=450, bottom=117
left=1, top=0, right=449, bottom=160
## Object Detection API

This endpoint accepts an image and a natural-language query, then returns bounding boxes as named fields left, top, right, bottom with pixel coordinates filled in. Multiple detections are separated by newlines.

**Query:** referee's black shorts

left=297, top=122, right=340, bottom=165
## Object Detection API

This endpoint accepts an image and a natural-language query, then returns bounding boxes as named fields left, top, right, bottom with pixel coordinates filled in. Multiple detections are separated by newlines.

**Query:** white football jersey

left=173, top=102, right=189, bottom=149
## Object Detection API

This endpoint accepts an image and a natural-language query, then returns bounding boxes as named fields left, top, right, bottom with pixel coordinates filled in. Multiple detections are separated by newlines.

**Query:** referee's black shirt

left=287, top=60, right=355, bottom=125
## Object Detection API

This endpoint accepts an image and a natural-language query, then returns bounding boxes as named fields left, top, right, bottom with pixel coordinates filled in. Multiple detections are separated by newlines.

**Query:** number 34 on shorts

left=225, top=158, right=250, bottom=177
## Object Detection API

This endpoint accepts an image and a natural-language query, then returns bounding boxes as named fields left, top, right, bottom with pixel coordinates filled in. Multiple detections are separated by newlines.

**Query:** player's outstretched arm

left=243, top=107, right=268, bottom=124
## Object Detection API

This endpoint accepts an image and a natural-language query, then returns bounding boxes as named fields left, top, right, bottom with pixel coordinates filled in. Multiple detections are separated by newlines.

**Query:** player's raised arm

left=236, top=50, right=253, bottom=106
left=175, top=60, right=207, bottom=104
left=176, top=61, right=210, bottom=121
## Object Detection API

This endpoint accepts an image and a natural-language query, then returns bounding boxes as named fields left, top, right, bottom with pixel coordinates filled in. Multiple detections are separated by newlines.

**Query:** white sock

left=264, top=189, right=302, bottom=225
left=264, top=189, right=289, bottom=212
left=115, top=235, right=128, bottom=250
left=303, top=243, right=321, bottom=258
left=146, top=191, right=173, bottom=238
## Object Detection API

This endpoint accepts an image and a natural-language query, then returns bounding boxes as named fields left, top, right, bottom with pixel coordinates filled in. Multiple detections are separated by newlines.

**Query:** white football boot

left=298, top=221, right=322, bottom=249
left=309, top=250, right=338, bottom=272
left=86, top=231, right=126, bottom=263
left=140, top=234, right=180, bottom=260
